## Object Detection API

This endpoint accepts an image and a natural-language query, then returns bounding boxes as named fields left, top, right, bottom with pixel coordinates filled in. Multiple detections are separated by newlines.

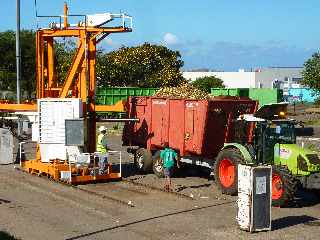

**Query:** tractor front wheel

left=214, top=148, right=244, bottom=195
left=272, top=165, right=296, bottom=207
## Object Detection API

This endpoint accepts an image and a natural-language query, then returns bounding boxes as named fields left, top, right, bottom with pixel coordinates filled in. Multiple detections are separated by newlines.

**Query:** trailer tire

left=214, top=148, right=244, bottom=195
left=152, top=151, right=164, bottom=178
left=134, top=148, right=153, bottom=173
left=272, top=165, right=296, bottom=207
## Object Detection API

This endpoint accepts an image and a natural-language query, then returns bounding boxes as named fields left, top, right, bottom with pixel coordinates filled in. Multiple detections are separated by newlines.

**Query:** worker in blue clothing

left=160, top=142, right=179, bottom=192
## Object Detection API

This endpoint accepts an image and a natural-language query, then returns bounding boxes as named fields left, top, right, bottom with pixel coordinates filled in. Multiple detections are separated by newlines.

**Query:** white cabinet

left=37, top=98, right=83, bottom=162
left=237, top=164, right=272, bottom=232
left=38, top=99, right=82, bottom=144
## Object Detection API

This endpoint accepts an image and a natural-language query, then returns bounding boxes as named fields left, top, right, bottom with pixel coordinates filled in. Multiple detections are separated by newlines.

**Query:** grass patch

left=112, top=123, right=120, bottom=131
left=304, top=119, right=320, bottom=126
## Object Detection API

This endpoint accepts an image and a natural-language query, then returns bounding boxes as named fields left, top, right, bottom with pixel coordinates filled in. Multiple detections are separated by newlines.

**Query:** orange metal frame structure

left=35, top=4, right=131, bottom=152
left=0, top=4, right=132, bottom=184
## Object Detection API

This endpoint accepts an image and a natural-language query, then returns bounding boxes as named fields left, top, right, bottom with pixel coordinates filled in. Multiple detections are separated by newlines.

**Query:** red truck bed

left=123, top=96, right=257, bottom=158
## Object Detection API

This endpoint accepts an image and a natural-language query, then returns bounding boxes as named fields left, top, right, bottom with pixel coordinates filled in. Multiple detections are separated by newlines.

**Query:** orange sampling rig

left=0, top=3, right=133, bottom=184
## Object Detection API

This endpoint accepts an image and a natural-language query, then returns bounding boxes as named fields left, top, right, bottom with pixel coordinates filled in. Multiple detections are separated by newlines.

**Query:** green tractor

left=214, top=103, right=320, bottom=206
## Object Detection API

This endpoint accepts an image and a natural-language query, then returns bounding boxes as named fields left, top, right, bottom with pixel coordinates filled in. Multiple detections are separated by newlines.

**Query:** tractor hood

left=275, top=143, right=320, bottom=174
left=254, top=103, right=288, bottom=120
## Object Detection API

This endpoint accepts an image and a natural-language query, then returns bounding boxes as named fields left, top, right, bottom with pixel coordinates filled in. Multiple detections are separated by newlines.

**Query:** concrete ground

left=1, top=135, right=320, bottom=240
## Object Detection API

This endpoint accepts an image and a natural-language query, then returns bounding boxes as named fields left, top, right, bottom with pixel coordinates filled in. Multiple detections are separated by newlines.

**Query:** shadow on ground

left=112, top=162, right=213, bottom=179
left=272, top=215, right=319, bottom=230
left=112, top=163, right=137, bottom=178
left=295, top=127, right=314, bottom=136
left=0, top=231, right=19, bottom=240
left=175, top=164, right=211, bottom=179
left=285, top=189, right=320, bottom=208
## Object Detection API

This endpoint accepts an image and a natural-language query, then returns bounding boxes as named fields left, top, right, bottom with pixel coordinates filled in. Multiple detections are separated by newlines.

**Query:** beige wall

left=183, top=68, right=303, bottom=89
left=182, top=71, right=256, bottom=88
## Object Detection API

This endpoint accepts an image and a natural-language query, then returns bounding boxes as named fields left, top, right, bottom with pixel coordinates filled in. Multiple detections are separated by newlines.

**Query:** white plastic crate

left=60, top=171, right=71, bottom=180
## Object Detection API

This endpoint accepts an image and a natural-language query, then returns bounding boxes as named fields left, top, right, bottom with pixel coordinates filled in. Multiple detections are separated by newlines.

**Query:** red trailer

left=123, top=96, right=258, bottom=177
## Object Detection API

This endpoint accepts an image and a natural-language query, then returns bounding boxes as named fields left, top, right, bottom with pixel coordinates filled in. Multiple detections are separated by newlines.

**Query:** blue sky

left=1, top=0, right=319, bottom=70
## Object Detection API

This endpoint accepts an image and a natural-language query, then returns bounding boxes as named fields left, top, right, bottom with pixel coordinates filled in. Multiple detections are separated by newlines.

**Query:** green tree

left=0, top=31, right=16, bottom=93
left=302, top=52, right=320, bottom=92
left=20, top=30, right=36, bottom=98
left=54, top=39, right=76, bottom=84
left=0, top=30, right=36, bottom=99
left=191, top=76, right=225, bottom=93
left=96, top=43, right=184, bottom=87
left=54, top=39, right=104, bottom=86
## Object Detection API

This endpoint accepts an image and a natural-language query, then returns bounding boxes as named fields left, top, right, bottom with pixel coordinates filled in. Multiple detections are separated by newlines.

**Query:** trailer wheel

left=214, top=148, right=244, bottom=195
left=152, top=151, right=164, bottom=178
left=272, top=165, right=296, bottom=207
left=134, top=148, right=153, bottom=173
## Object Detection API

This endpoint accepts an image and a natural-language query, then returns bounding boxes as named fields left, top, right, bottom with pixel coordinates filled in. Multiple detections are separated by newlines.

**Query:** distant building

left=183, top=67, right=303, bottom=90
left=256, top=67, right=303, bottom=90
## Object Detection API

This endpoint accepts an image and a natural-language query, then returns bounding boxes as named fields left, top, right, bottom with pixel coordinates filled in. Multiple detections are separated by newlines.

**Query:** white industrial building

left=183, top=67, right=303, bottom=89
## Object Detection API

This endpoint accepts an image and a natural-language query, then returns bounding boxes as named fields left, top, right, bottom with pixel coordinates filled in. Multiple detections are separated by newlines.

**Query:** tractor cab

left=234, top=102, right=293, bottom=164
left=253, top=119, right=296, bottom=164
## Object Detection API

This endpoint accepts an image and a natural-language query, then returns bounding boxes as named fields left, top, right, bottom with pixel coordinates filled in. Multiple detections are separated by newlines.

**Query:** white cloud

left=163, top=33, right=179, bottom=45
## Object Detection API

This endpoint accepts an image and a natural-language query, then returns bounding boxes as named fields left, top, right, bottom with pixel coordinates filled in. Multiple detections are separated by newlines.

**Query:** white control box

left=37, top=98, right=83, bottom=162
left=237, top=164, right=272, bottom=232
left=38, top=98, right=82, bottom=144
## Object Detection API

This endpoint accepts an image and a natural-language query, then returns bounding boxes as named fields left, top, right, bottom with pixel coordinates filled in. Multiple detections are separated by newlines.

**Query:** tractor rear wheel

left=214, top=148, right=244, bottom=195
left=152, top=151, right=165, bottom=178
left=272, top=165, right=296, bottom=207
left=134, top=148, right=153, bottom=173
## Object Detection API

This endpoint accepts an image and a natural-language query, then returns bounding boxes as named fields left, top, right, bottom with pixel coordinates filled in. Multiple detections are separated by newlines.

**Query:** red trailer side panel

left=201, top=100, right=229, bottom=157
left=184, top=100, right=208, bottom=155
left=123, top=97, right=150, bottom=147
left=123, top=96, right=258, bottom=158
left=150, top=98, right=169, bottom=147
left=168, top=100, right=185, bottom=154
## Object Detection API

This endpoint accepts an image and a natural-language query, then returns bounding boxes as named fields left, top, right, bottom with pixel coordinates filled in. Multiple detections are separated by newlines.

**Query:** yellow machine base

left=21, top=159, right=121, bottom=185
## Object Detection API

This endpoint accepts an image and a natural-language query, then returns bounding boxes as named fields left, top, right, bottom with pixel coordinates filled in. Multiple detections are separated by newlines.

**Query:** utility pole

left=16, top=0, right=21, bottom=136
left=16, top=0, right=21, bottom=104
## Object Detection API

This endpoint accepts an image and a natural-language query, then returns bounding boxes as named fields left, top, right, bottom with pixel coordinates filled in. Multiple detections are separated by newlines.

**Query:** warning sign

left=255, top=176, right=266, bottom=195
left=280, top=148, right=292, bottom=159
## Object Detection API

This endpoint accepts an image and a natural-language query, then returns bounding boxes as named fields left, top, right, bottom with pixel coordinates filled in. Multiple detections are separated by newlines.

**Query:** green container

left=210, top=88, right=249, bottom=97
left=248, top=88, right=283, bottom=107
left=210, top=88, right=283, bottom=107
left=95, top=87, right=159, bottom=105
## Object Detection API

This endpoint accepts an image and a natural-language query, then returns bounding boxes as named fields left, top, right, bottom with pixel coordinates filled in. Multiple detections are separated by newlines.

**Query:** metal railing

left=36, top=13, right=132, bottom=30
left=66, top=150, right=122, bottom=184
